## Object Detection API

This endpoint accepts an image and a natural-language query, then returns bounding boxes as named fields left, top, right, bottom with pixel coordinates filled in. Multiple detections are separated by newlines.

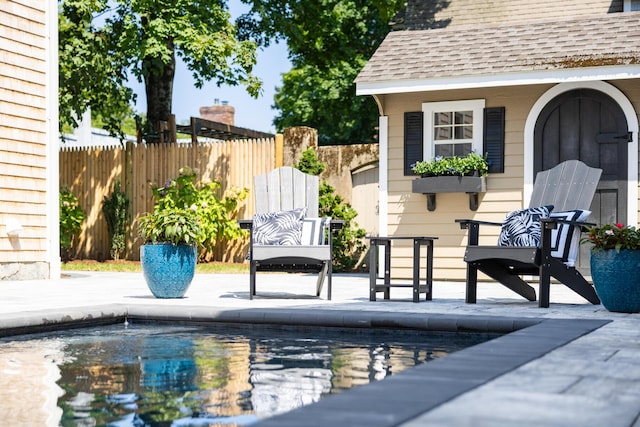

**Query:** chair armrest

left=456, top=218, right=503, bottom=246
left=238, top=219, right=253, bottom=230
left=540, top=218, right=596, bottom=230
left=455, top=219, right=503, bottom=230
left=241, top=218, right=342, bottom=231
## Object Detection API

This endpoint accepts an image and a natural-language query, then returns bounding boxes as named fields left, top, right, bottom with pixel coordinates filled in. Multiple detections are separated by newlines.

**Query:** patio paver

left=0, top=271, right=638, bottom=426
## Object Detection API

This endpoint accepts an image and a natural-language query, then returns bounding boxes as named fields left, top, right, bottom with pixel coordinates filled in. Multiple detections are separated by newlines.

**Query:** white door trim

left=524, top=81, right=638, bottom=225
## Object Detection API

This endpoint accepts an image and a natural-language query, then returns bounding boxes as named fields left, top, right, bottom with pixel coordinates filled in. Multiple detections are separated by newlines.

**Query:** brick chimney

left=199, top=99, right=235, bottom=125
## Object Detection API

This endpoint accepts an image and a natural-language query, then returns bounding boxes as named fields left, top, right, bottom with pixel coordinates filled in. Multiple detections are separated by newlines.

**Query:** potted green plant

left=138, top=167, right=204, bottom=298
left=581, top=223, right=640, bottom=312
left=411, top=152, right=489, bottom=211
left=139, top=166, right=248, bottom=297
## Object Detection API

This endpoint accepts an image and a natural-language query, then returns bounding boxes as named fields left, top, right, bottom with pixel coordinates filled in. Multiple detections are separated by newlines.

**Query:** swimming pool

left=0, top=321, right=494, bottom=426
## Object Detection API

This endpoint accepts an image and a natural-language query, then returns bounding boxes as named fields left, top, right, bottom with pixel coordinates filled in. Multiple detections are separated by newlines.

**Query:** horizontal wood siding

left=0, top=0, right=48, bottom=264
left=60, top=139, right=275, bottom=261
left=384, top=86, right=552, bottom=280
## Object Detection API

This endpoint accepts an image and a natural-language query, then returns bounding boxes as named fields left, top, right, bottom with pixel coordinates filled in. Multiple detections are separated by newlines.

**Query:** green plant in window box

left=411, top=152, right=489, bottom=177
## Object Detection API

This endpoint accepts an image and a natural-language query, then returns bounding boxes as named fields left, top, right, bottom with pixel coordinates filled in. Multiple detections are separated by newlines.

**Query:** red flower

left=615, top=223, right=625, bottom=228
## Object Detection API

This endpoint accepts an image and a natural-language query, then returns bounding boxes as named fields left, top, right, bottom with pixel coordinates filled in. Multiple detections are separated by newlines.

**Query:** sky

left=129, top=1, right=291, bottom=134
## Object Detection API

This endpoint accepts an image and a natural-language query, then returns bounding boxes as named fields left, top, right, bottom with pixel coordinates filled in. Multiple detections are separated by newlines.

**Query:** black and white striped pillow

left=549, top=209, right=591, bottom=265
left=498, top=205, right=553, bottom=247
left=252, top=207, right=306, bottom=245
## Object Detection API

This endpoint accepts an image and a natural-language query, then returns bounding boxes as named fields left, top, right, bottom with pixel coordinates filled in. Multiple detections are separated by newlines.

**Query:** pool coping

left=0, top=304, right=610, bottom=427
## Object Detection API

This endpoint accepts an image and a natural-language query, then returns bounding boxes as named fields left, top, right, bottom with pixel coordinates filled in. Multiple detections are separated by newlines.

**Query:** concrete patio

left=1, top=270, right=639, bottom=426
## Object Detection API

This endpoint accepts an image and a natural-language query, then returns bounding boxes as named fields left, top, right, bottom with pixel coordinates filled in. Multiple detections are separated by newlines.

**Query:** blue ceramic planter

left=141, top=244, right=197, bottom=298
left=590, top=249, right=640, bottom=313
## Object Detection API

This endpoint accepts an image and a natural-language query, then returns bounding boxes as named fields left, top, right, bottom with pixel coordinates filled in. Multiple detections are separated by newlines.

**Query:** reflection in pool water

left=0, top=322, right=493, bottom=426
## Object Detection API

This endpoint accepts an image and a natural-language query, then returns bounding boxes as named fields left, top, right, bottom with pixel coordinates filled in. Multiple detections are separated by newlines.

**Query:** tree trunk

left=143, top=38, right=176, bottom=143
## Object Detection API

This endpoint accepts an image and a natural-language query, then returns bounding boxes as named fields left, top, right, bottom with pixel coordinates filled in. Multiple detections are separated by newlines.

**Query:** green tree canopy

left=237, top=0, right=404, bottom=145
left=59, top=0, right=262, bottom=140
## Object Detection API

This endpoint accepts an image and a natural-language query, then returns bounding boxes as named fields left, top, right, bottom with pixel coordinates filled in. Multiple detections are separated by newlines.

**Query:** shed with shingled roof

left=355, top=0, right=640, bottom=284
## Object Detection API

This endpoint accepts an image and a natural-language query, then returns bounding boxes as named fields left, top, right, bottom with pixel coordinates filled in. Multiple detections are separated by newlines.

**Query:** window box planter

left=412, top=174, right=486, bottom=211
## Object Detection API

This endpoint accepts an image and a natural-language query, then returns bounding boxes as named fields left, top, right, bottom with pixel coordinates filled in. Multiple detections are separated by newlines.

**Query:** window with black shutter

left=483, top=107, right=505, bottom=173
left=404, top=111, right=423, bottom=175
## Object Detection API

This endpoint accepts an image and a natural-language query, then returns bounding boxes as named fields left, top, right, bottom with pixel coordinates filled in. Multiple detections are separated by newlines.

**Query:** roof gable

left=356, top=12, right=640, bottom=94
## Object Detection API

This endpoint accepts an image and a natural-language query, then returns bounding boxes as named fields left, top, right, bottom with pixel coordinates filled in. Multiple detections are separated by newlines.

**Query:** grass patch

left=197, top=262, right=248, bottom=274
left=62, top=260, right=248, bottom=274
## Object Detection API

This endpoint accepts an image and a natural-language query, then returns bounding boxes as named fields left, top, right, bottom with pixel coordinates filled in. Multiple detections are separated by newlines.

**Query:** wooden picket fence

left=60, top=138, right=276, bottom=261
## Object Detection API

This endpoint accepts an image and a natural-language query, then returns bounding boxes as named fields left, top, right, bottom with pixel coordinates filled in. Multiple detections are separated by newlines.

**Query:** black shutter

left=483, top=107, right=505, bottom=173
left=404, top=111, right=423, bottom=175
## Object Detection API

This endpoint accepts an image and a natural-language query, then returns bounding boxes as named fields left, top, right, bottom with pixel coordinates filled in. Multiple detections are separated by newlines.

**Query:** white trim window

left=422, top=100, right=485, bottom=160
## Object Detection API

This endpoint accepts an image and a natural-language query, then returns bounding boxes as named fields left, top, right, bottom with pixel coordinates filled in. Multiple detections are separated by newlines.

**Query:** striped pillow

left=252, top=207, right=306, bottom=246
left=301, top=217, right=331, bottom=245
left=549, top=209, right=591, bottom=266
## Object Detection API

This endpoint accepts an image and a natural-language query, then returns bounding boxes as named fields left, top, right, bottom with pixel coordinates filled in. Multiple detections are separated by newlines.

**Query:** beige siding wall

left=433, top=0, right=623, bottom=27
left=0, top=1, right=49, bottom=274
left=384, top=80, right=640, bottom=280
left=384, top=85, right=555, bottom=280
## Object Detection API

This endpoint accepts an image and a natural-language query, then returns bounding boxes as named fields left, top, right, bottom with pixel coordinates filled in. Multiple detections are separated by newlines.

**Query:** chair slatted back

left=529, top=160, right=602, bottom=211
left=254, top=166, right=319, bottom=217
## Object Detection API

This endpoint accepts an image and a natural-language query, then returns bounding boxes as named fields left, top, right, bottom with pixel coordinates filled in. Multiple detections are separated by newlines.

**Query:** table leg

left=412, top=239, right=420, bottom=302
left=383, top=241, right=391, bottom=299
left=369, top=240, right=378, bottom=301
left=426, top=240, right=433, bottom=301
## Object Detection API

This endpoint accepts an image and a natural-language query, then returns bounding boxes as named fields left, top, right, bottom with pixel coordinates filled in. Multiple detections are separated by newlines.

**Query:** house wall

left=0, top=0, right=52, bottom=279
left=402, top=0, right=623, bottom=30
left=614, top=79, right=640, bottom=224
left=382, top=80, right=640, bottom=280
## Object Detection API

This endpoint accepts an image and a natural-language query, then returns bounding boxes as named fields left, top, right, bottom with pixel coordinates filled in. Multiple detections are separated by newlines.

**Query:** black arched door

left=534, top=88, right=629, bottom=269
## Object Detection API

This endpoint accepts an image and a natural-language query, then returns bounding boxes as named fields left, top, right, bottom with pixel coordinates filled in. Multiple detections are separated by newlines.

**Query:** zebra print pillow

left=252, top=207, right=306, bottom=246
left=498, top=205, right=553, bottom=247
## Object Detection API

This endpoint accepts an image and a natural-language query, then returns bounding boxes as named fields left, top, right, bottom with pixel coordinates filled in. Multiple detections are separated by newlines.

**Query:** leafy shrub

left=296, top=149, right=367, bottom=271
left=197, top=182, right=248, bottom=261
left=139, top=166, right=247, bottom=261
left=60, top=186, right=86, bottom=261
left=102, top=180, right=129, bottom=260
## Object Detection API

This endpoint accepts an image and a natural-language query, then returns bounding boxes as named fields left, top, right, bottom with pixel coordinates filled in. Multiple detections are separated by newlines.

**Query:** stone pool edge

left=0, top=304, right=610, bottom=427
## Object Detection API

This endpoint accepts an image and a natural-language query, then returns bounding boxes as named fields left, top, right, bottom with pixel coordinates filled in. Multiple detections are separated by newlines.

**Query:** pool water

left=0, top=322, right=493, bottom=426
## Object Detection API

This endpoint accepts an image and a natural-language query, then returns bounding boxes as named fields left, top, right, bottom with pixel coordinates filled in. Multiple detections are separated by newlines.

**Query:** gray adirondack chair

left=456, top=160, right=602, bottom=307
left=239, top=166, right=343, bottom=300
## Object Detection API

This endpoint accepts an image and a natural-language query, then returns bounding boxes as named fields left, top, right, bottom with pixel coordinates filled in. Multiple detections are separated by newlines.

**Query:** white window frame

left=624, top=0, right=640, bottom=11
left=421, top=99, right=485, bottom=161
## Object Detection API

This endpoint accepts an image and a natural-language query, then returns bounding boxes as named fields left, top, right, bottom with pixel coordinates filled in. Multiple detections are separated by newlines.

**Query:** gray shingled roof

left=356, top=12, right=640, bottom=91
